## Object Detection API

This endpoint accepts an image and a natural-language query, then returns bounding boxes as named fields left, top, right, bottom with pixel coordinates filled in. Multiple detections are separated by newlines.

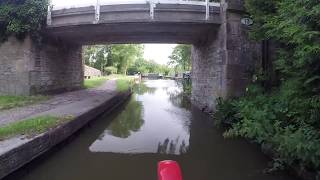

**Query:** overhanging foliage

left=215, top=0, right=320, bottom=175
left=0, top=0, right=48, bottom=42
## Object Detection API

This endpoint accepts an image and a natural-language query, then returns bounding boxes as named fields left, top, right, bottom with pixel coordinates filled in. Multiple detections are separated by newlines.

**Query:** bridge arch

left=0, top=0, right=260, bottom=112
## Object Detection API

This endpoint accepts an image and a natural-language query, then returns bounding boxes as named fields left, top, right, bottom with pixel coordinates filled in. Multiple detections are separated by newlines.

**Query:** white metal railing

left=47, top=0, right=52, bottom=25
left=47, top=0, right=220, bottom=25
left=94, top=0, right=100, bottom=23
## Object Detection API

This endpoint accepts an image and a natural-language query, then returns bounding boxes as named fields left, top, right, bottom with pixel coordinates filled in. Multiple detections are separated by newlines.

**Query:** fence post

left=149, top=0, right=156, bottom=20
left=94, top=0, right=100, bottom=24
left=47, top=0, right=52, bottom=25
left=205, top=0, right=209, bottom=20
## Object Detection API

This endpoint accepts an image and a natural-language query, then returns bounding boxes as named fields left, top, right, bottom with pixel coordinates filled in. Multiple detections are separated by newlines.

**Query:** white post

left=149, top=0, right=156, bottom=20
left=94, top=0, right=100, bottom=24
left=47, top=0, right=52, bottom=25
left=205, top=0, right=209, bottom=20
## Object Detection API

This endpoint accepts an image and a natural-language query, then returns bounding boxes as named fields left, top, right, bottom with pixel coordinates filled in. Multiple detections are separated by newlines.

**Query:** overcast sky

left=143, top=44, right=176, bottom=65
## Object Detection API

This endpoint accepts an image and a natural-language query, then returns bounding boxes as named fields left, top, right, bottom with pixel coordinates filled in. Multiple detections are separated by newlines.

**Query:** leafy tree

left=246, top=0, right=320, bottom=92
left=84, top=44, right=172, bottom=75
left=168, top=44, right=192, bottom=73
left=0, top=0, right=48, bottom=42
left=83, top=45, right=110, bottom=73
left=109, top=44, right=144, bottom=74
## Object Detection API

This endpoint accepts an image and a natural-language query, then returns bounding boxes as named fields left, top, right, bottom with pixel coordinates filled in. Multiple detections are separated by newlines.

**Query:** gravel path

left=0, top=80, right=116, bottom=126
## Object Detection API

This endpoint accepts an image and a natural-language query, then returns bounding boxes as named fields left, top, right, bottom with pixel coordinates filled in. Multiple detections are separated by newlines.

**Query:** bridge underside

left=0, top=1, right=261, bottom=112
left=46, top=3, right=221, bottom=44
left=46, top=23, right=219, bottom=44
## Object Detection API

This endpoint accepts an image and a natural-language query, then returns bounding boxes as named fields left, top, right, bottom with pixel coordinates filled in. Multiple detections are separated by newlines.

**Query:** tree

left=0, top=0, right=48, bottom=42
left=109, top=44, right=144, bottom=74
left=168, top=45, right=192, bottom=73
left=83, top=45, right=110, bottom=73
left=84, top=44, right=172, bottom=75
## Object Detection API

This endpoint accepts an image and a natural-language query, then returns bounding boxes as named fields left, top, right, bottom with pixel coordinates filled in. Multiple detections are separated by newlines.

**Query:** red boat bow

left=158, top=160, right=183, bottom=180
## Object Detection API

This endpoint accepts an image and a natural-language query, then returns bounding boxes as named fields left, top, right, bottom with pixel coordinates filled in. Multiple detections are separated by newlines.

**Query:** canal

left=5, top=80, right=296, bottom=180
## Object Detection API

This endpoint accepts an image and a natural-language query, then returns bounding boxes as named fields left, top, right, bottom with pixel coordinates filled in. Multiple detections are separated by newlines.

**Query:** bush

left=216, top=81, right=320, bottom=172
left=213, top=97, right=239, bottom=127
left=104, top=66, right=117, bottom=75
left=217, top=0, right=320, bottom=174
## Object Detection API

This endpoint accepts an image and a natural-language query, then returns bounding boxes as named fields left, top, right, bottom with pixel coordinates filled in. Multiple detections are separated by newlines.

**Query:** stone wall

left=192, top=30, right=225, bottom=112
left=0, top=36, right=83, bottom=95
left=29, top=40, right=83, bottom=94
left=191, top=0, right=261, bottom=112
left=0, top=37, right=32, bottom=95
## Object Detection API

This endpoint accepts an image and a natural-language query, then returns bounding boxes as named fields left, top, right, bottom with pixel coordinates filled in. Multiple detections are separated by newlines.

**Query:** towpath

left=0, top=80, right=116, bottom=126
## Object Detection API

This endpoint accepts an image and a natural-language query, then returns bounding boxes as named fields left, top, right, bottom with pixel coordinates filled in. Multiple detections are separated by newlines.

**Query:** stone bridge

left=0, top=0, right=260, bottom=112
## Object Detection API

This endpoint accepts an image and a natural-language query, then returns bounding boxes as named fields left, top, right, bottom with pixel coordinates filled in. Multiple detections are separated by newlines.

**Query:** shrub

left=216, top=0, right=320, bottom=174
left=104, top=66, right=118, bottom=75
left=213, top=97, right=238, bottom=127
left=216, top=81, right=320, bottom=172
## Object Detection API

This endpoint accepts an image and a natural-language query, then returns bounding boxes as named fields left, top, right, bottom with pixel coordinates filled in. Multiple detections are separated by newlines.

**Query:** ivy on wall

left=245, top=0, right=320, bottom=90
left=0, top=0, right=48, bottom=42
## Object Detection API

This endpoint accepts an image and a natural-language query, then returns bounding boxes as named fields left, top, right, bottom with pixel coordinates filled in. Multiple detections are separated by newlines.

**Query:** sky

left=51, top=0, right=177, bottom=65
left=143, top=44, right=176, bottom=65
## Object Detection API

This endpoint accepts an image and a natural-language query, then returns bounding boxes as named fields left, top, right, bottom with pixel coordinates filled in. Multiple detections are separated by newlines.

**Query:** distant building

left=84, top=65, right=102, bottom=79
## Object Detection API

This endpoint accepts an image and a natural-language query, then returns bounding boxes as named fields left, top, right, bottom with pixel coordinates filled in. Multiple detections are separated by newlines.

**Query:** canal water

left=5, top=80, right=296, bottom=180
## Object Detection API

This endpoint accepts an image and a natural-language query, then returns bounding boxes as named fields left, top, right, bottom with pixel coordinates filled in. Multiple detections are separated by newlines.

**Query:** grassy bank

left=0, top=96, right=48, bottom=110
left=84, top=77, right=108, bottom=89
left=116, top=77, right=134, bottom=92
left=84, top=74, right=133, bottom=89
left=84, top=75, right=135, bottom=92
left=0, top=116, right=73, bottom=140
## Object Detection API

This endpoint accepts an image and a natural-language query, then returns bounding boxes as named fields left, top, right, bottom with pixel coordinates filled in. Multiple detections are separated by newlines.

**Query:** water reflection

left=167, top=81, right=191, bottom=110
left=103, top=99, right=144, bottom=138
left=89, top=80, right=191, bottom=155
left=157, top=137, right=188, bottom=155
left=132, top=82, right=156, bottom=95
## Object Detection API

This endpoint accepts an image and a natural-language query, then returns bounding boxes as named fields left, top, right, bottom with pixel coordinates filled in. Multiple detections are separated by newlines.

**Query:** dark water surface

left=5, top=80, right=296, bottom=180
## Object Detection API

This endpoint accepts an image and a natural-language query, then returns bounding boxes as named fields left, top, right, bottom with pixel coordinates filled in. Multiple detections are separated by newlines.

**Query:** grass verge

left=0, top=115, right=73, bottom=140
left=0, top=96, right=48, bottom=110
left=116, top=78, right=134, bottom=92
left=84, top=77, right=108, bottom=89
left=84, top=75, right=134, bottom=91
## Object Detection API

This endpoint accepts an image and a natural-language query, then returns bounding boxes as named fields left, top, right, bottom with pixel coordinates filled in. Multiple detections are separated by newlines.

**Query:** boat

left=158, top=160, right=183, bottom=180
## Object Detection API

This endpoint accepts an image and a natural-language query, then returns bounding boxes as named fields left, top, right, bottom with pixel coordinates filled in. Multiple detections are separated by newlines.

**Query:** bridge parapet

left=47, top=0, right=221, bottom=27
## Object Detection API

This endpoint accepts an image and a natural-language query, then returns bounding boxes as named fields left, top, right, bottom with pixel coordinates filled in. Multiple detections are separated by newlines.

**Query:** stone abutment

left=0, top=37, right=83, bottom=95
left=191, top=0, right=261, bottom=112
